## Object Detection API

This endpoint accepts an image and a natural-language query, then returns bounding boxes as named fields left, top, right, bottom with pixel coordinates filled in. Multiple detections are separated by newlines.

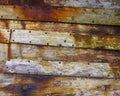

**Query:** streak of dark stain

left=0, top=0, right=50, bottom=6
left=21, top=21, right=26, bottom=29
left=7, top=43, right=12, bottom=60
left=3, top=83, right=37, bottom=96
left=87, top=26, right=120, bottom=36
left=2, top=74, right=54, bottom=96
left=72, top=33, right=92, bottom=47
left=22, top=75, right=54, bottom=82
left=110, top=62, right=120, bottom=79
left=8, top=29, right=13, bottom=60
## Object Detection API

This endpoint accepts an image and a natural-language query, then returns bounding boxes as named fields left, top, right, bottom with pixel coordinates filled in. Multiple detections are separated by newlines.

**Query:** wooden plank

left=0, top=0, right=120, bottom=9
left=11, top=29, right=120, bottom=50
left=0, top=6, right=120, bottom=25
left=0, top=73, right=119, bottom=96
left=0, top=29, right=10, bottom=43
left=1, top=59, right=119, bottom=79
left=0, top=20, right=120, bottom=36
left=10, top=44, right=120, bottom=63
left=44, top=0, right=120, bottom=8
left=0, top=44, right=8, bottom=64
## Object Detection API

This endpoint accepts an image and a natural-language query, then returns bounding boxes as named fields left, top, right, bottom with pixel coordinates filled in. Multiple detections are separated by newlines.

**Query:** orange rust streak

left=0, top=31, right=7, bottom=43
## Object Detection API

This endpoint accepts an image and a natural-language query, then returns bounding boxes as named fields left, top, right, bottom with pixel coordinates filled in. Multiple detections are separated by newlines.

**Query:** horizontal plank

left=1, top=59, right=119, bottom=79
left=10, top=44, right=120, bottom=63
left=0, top=0, right=120, bottom=9
left=0, top=73, right=119, bottom=96
left=0, top=44, right=8, bottom=63
left=0, top=20, right=120, bottom=36
left=0, top=6, right=120, bottom=25
left=0, top=29, right=10, bottom=43
left=11, top=29, right=120, bottom=50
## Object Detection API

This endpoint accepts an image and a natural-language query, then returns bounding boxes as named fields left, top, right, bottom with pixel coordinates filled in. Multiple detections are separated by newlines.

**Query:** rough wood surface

left=0, top=59, right=119, bottom=79
left=0, top=29, right=10, bottom=43
left=0, top=20, right=120, bottom=36
left=0, top=44, right=8, bottom=64
left=10, top=29, right=120, bottom=50
left=0, top=73, right=119, bottom=96
left=0, top=0, right=120, bottom=8
left=10, top=44, right=120, bottom=63
left=0, top=6, right=120, bottom=25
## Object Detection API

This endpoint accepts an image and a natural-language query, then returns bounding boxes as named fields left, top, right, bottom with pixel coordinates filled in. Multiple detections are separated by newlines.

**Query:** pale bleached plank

left=11, top=29, right=120, bottom=50
left=0, top=6, right=120, bottom=25
left=0, top=73, right=119, bottom=96
left=1, top=59, right=119, bottom=79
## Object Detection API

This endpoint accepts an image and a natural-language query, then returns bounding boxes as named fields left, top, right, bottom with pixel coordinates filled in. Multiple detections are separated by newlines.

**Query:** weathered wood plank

left=0, top=29, right=10, bottom=43
left=0, top=6, right=120, bottom=25
left=0, top=73, right=119, bottom=96
left=0, top=20, right=120, bottom=36
left=0, top=0, right=120, bottom=9
left=1, top=59, right=119, bottom=79
left=44, top=0, right=120, bottom=8
left=0, top=44, right=8, bottom=64
left=10, top=44, right=120, bottom=63
left=11, top=29, right=120, bottom=50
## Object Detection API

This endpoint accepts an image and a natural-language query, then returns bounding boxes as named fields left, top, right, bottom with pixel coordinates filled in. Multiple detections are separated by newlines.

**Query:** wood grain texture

left=0, top=20, right=120, bottom=36
left=0, top=73, right=119, bottom=96
left=1, top=59, right=119, bottom=79
left=0, top=0, right=120, bottom=9
left=0, top=44, right=8, bottom=64
left=0, top=29, right=10, bottom=43
left=10, top=29, right=120, bottom=50
left=0, top=6, right=120, bottom=25
left=10, top=44, right=120, bottom=63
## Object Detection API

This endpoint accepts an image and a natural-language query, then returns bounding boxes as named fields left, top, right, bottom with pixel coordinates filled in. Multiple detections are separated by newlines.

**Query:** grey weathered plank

left=0, top=73, right=119, bottom=96
left=0, top=6, right=120, bottom=25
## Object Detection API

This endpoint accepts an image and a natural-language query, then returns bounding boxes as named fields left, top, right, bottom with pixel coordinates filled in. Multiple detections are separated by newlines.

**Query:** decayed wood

left=0, top=73, right=119, bottom=96
left=0, top=20, right=120, bottom=36
left=0, top=59, right=119, bottom=79
left=0, top=6, right=120, bottom=25
left=10, top=29, right=120, bottom=50
left=10, top=44, right=120, bottom=63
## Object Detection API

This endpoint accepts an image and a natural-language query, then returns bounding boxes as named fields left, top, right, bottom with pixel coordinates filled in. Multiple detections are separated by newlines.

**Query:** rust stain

left=72, top=33, right=92, bottom=48
left=2, top=74, right=54, bottom=96
left=110, top=62, right=120, bottom=79
left=0, top=31, right=7, bottom=43
left=8, top=43, right=12, bottom=60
